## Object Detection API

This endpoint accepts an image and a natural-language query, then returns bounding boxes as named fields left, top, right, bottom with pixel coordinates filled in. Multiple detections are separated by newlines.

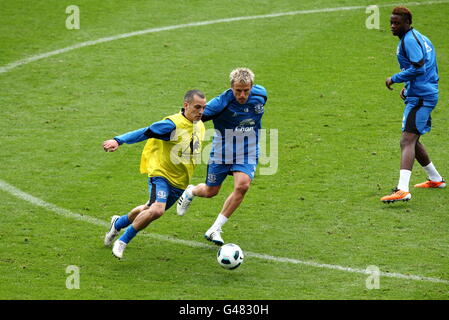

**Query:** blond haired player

left=177, top=68, right=268, bottom=245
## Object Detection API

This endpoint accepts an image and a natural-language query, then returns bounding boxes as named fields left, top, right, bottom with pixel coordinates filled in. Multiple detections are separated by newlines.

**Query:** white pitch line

left=1, top=1, right=448, bottom=74
left=1, top=1, right=449, bottom=285
left=1, top=178, right=448, bottom=285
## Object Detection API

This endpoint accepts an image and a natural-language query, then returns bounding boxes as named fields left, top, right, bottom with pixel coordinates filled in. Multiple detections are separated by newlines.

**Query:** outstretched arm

left=102, top=119, right=176, bottom=152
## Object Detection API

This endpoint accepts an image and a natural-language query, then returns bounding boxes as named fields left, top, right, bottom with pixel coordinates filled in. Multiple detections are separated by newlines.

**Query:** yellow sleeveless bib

left=139, top=112, right=205, bottom=189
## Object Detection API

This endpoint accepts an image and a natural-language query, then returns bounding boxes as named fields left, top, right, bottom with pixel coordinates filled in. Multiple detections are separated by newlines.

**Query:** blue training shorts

left=205, top=163, right=257, bottom=186
left=402, top=96, right=438, bottom=135
left=147, top=176, right=184, bottom=210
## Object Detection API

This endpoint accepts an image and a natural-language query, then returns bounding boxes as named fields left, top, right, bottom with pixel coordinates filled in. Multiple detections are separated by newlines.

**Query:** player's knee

left=400, top=136, right=413, bottom=149
left=132, top=204, right=147, bottom=214
left=235, top=181, right=250, bottom=195
left=400, top=138, right=406, bottom=149
left=204, top=187, right=219, bottom=198
left=400, top=132, right=419, bottom=149
left=150, top=207, right=165, bottom=220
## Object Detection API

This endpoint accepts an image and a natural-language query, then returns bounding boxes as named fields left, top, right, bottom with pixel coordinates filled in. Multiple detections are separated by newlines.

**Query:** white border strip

left=1, top=178, right=448, bottom=285
left=1, top=1, right=448, bottom=74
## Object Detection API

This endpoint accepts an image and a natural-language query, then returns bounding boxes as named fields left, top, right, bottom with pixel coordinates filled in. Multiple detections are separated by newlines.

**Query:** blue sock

left=114, top=214, right=131, bottom=231
left=119, top=225, right=138, bottom=244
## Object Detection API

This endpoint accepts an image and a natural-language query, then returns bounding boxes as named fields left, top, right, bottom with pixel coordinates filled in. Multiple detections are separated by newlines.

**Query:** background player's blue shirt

left=203, top=85, right=267, bottom=164
left=114, top=119, right=175, bottom=144
left=391, top=28, right=439, bottom=98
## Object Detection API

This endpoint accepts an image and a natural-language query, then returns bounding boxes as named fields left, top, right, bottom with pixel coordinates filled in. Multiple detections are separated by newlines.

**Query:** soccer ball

left=217, top=243, right=244, bottom=270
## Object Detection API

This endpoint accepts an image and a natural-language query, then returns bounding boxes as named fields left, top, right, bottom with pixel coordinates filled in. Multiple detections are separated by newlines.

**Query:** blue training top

left=114, top=119, right=175, bottom=145
left=202, top=85, right=268, bottom=165
left=392, top=28, right=439, bottom=98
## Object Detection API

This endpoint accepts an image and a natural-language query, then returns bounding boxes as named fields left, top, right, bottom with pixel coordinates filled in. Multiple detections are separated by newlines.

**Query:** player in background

left=177, top=68, right=268, bottom=245
left=381, top=6, right=445, bottom=203
left=102, top=90, right=206, bottom=259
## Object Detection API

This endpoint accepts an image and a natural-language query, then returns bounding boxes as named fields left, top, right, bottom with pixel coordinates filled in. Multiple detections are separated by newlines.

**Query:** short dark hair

left=392, top=6, right=412, bottom=24
left=184, top=89, right=205, bottom=103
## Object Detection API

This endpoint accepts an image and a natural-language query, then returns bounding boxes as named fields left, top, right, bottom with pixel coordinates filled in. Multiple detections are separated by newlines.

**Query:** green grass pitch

left=1, top=0, right=449, bottom=300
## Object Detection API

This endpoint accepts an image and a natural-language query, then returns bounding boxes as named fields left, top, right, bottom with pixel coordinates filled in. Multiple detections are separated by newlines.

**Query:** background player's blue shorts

left=402, top=96, right=438, bottom=135
left=205, top=163, right=257, bottom=186
left=147, top=176, right=184, bottom=210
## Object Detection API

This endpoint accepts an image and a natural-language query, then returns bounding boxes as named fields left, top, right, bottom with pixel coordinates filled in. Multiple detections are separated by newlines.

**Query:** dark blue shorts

left=205, top=163, right=257, bottom=186
left=402, top=96, right=438, bottom=135
left=147, top=177, right=184, bottom=210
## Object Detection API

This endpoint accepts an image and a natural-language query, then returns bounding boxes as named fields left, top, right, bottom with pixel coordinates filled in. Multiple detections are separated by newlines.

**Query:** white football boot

left=104, top=215, right=120, bottom=247
left=204, top=227, right=224, bottom=246
left=112, top=240, right=127, bottom=259
left=177, top=185, right=195, bottom=216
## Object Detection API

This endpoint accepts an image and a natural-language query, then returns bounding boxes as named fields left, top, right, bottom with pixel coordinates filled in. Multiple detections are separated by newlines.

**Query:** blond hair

left=229, top=67, right=254, bottom=86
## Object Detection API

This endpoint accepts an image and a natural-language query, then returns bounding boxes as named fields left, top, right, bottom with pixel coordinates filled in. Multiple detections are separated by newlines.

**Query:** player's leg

left=112, top=177, right=168, bottom=259
left=105, top=177, right=157, bottom=246
left=192, top=183, right=221, bottom=198
left=382, top=98, right=444, bottom=202
left=112, top=202, right=166, bottom=259
left=205, top=165, right=254, bottom=245
left=400, top=131, right=419, bottom=172
left=398, top=131, right=420, bottom=190
left=131, top=202, right=166, bottom=230
left=413, top=104, right=445, bottom=188
left=381, top=100, right=420, bottom=203
left=220, top=171, right=251, bottom=218
left=414, top=140, right=445, bottom=187
left=414, top=139, right=431, bottom=167
left=382, top=99, right=417, bottom=202
left=381, top=132, right=417, bottom=203
left=104, top=204, right=150, bottom=247
left=176, top=164, right=228, bottom=216
left=116, top=204, right=148, bottom=227
left=177, top=184, right=221, bottom=215
left=131, top=178, right=182, bottom=230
